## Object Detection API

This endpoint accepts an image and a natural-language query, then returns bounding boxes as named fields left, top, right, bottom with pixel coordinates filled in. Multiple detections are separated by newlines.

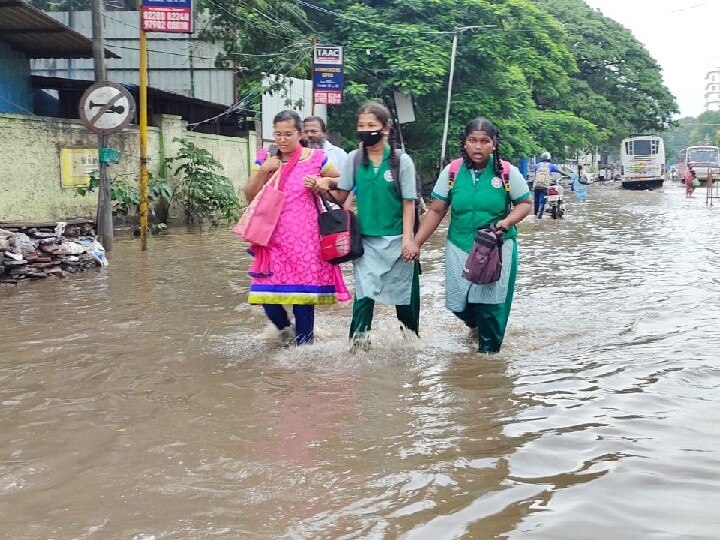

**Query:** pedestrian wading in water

left=306, top=102, right=420, bottom=352
left=244, top=110, right=350, bottom=346
left=404, top=117, right=532, bottom=353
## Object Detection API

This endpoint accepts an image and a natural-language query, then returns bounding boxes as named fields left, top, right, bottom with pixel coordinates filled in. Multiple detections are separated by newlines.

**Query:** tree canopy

left=36, top=0, right=677, bottom=170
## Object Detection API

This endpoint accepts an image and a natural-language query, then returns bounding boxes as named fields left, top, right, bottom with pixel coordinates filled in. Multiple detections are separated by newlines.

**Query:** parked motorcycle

left=544, top=179, right=566, bottom=219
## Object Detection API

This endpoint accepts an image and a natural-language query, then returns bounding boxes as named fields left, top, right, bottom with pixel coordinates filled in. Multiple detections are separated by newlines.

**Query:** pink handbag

left=232, top=168, right=285, bottom=246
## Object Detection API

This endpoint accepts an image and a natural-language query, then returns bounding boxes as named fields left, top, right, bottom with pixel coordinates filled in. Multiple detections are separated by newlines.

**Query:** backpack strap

left=352, top=150, right=363, bottom=185
left=500, top=160, right=512, bottom=217
left=390, top=149, right=403, bottom=198
left=448, top=158, right=463, bottom=189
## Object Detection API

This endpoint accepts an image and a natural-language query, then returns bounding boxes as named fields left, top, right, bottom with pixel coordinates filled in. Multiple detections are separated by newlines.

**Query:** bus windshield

left=688, top=148, right=719, bottom=163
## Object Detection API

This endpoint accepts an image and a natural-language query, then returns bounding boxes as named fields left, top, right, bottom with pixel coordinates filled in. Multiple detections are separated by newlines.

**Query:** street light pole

left=439, top=26, right=491, bottom=170
left=439, top=31, right=458, bottom=169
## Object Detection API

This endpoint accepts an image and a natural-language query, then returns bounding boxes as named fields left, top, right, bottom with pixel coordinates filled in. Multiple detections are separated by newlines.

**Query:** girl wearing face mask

left=306, top=102, right=419, bottom=350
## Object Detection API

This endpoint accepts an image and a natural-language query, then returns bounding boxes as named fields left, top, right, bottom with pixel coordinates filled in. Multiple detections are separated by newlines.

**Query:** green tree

left=534, top=0, right=678, bottom=145
left=198, top=0, right=312, bottom=109
left=303, top=0, right=599, bottom=170
left=689, top=110, right=720, bottom=146
left=663, top=116, right=696, bottom=162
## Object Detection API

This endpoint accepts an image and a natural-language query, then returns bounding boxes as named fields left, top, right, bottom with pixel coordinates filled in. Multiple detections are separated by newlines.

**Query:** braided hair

left=459, top=117, right=503, bottom=178
left=356, top=101, right=398, bottom=169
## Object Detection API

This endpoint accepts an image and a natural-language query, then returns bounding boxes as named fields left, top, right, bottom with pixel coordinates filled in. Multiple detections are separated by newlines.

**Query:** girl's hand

left=260, top=155, right=281, bottom=174
left=305, top=175, right=332, bottom=194
left=402, top=239, right=420, bottom=262
left=495, top=221, right=509, bottom=238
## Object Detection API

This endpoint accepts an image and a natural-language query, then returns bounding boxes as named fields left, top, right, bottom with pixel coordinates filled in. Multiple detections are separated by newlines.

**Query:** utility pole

left=439, top=26, right=490, bottom=171
left=139, top=7, right=149, bottom=251
left=439, top=31, right=458, bottom=169
left=91, top=0, right=113, bottom=252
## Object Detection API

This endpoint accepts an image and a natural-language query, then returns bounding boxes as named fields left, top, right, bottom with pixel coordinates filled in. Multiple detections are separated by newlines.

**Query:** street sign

left=313, top=45, right=343, bottom=105
left=78, top=81, right=135, bottom=135
left=141, top=0, right=193, bottom=33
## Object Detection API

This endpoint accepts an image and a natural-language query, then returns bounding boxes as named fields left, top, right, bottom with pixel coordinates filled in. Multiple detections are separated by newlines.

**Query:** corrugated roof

left=0, top=0, right=119, bottom=59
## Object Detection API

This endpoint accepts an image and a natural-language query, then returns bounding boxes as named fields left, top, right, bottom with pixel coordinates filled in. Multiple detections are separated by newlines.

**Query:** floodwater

left=2, top=181, right=720, bottom=539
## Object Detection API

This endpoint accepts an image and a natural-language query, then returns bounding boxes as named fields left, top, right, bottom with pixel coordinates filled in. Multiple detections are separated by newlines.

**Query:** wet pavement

left=1, top=180, right=720, bottom=539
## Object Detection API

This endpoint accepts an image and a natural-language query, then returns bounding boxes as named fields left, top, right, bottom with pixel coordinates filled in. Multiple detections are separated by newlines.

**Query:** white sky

left=583, top=0, right=720, bottom=118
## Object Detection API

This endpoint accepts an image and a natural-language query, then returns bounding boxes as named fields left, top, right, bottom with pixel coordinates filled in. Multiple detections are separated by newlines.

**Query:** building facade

left=31, top=11, right=234, bottom=106
left=705, top=68, right=720, bottom=112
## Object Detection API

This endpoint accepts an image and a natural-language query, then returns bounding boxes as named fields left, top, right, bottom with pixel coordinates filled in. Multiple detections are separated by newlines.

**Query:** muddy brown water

left=2, top=181, right=720, bottom=539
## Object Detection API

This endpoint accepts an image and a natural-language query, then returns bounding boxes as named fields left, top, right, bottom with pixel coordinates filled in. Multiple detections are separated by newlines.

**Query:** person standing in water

left=245, top=110, right=350, bottom=346
left=572, top=164, right=589, bottom=202
left=306, top=102, right=419, bottom=351
left=403, top=117, right=531, bottom=353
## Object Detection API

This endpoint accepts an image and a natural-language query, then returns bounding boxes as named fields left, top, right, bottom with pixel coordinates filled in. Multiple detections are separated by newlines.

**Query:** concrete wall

left=0, top=113, right=255, bottom=222
left=0, top=42, right=32, bottom=114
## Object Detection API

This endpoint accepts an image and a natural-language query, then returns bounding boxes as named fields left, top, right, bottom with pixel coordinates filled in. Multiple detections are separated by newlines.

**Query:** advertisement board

left=141, top=0, right=193, bottom=33
left=313, top=45, right=343, bottom=105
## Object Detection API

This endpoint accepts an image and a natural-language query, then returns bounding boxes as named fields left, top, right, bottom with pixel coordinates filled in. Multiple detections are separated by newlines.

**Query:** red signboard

left=314, top=91, right=343, bottom=105
left=141, top=0, right=192, bottom=33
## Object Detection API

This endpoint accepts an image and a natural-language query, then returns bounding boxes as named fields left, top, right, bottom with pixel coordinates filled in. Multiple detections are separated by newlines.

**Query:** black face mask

left=357, top=130, right=384, bottom=147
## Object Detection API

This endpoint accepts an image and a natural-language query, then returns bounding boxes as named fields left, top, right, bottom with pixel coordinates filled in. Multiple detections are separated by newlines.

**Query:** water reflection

left=2, top=183, right=720, bottom=538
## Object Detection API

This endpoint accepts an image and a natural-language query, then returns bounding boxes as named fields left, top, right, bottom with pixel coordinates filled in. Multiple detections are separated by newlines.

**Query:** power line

left=187, top=51, right=309, bottom=130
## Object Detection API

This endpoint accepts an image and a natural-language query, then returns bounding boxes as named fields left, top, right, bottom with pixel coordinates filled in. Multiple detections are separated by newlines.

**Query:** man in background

left=303, top=116, right=347, bottom=171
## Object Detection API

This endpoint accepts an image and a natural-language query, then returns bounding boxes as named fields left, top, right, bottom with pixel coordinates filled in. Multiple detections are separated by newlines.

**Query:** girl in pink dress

left=685, top=166, right=697, bottom=198
left=244, top=110, right=349, bottom=345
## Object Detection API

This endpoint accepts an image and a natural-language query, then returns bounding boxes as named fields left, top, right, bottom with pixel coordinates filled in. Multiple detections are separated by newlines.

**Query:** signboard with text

left=60, top=149, right=98, bottom=188
left=313, top=45, right=343, bottom=105
left=141, top=0, right=193, bottom=33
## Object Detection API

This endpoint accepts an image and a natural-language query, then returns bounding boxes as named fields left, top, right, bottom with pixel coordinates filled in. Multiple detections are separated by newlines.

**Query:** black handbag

left=315, top=194, right=364, bottom=265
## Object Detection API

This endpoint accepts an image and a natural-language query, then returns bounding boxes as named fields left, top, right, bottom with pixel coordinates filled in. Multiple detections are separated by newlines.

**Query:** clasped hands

left=402, top=239, right=420, bottom=262
left=304, top=175, right=333, bottom=194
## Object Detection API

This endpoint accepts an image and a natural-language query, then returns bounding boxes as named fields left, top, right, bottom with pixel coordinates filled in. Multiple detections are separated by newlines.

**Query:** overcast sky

left=583, top=0, right=719, bottom=118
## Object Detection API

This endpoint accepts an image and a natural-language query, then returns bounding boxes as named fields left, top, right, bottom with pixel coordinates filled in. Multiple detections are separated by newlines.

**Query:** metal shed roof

left=0, top=0, right=119, bottom=59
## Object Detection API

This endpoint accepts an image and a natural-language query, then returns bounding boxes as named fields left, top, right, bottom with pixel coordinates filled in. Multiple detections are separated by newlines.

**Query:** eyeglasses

left=273, top=131, right=299, bottom=140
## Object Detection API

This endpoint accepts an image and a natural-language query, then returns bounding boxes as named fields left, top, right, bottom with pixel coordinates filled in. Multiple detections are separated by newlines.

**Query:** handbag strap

left=315, top=191, right=343, bottom=214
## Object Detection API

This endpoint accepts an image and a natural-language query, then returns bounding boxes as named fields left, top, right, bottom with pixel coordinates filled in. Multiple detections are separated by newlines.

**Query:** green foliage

left=200, top=0, right=677, bottom=168
left=198, top=0, right=311, bottom=111
left=165, top=138, right=240, bottom=226
left=74, top=172, right=172, bottom=233
left=533, top=0, right=679, bottom=149
left=74, top=172, right=100, bottom=197
left=663, top=111, right=720, bottom=161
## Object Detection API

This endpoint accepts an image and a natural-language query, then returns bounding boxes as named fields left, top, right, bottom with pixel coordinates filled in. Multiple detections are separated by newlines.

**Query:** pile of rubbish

left=0, top=219, right=107, bottom=285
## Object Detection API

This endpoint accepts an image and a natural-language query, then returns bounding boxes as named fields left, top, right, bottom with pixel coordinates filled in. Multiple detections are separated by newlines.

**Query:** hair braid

left=493, top=129, right=503, bottom=178
left=388, top=126, right=400, bottom=170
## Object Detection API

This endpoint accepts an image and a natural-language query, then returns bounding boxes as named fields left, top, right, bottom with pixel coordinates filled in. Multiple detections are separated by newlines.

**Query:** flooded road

left=2, top=181, right=720, bottom=539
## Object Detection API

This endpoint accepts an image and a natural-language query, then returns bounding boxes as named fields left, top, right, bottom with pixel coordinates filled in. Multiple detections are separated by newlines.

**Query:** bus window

left=633, top=139, right=652, bottom=155
left=688, top=148, right=719, bottom=163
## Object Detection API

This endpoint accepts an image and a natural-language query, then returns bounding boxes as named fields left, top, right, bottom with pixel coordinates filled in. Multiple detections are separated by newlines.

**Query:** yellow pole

left=139, top=16, right=149, bottom=251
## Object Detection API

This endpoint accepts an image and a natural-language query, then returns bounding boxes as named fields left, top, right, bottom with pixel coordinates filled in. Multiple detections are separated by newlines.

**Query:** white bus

left=619, top=135, right=665, bottom=189
left=677, top=146, right=720, bottom=184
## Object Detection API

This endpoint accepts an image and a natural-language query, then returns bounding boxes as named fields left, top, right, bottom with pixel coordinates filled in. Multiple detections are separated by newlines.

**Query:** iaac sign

left=313, top=45, right=343, bottom=105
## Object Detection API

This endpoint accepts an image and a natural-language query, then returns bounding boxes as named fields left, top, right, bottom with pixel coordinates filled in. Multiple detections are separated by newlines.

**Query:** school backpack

left=352, top=149, right=423, bottom=233
left=533, top=162, right=552, bottom=189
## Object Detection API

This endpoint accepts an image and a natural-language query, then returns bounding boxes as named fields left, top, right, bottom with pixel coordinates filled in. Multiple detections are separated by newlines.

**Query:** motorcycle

left=544, top=179, right=566, bottom=219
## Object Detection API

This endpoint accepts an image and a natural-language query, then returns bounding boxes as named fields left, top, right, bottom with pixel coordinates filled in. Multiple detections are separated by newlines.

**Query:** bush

left=165, top=139, right=240, bottom=226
